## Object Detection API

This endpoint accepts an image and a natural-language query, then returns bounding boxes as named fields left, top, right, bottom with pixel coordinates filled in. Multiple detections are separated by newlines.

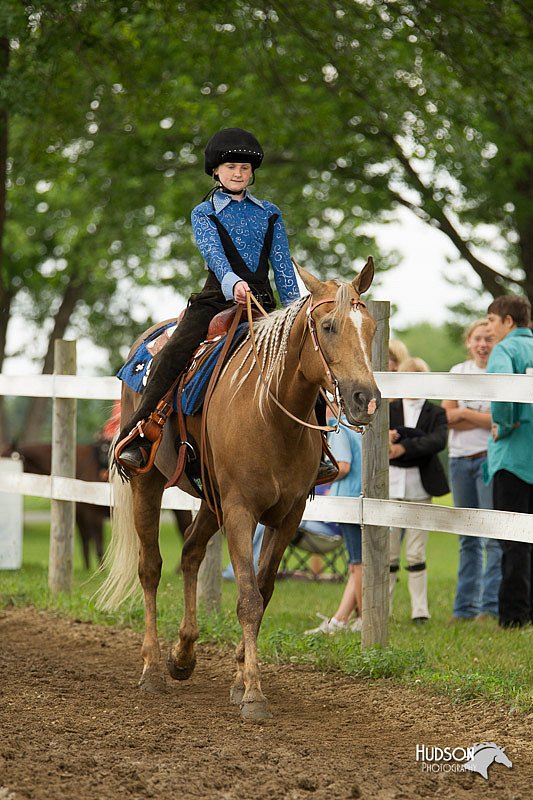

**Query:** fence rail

left=2, top=371, right=533, bottom=402
left=2, top=368, right=532, bottom=547
left=3, top=470, right=531, bottom=545
left=2, top=334, right=532, bottom=647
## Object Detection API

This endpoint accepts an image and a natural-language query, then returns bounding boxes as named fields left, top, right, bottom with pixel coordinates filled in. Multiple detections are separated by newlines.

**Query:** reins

left=245, top=290, right=366, bottom=435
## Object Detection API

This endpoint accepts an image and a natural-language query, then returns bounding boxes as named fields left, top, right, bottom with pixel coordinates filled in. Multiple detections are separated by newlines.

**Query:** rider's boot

left=116, top=433, right=153, bottom=470
left=317, top=458, right=338, bottom=483
left=314, top=394, right=339, bottom=484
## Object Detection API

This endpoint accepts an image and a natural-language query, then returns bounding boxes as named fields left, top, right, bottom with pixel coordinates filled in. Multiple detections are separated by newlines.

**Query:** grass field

left=1, top=497, right=531, bottom=712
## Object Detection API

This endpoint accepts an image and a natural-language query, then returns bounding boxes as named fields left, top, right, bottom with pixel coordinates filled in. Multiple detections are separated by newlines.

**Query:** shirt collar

left=507, top=327, right=533, bottom=338
left=403, top=398, right=425, bottom=408
left=212, top=189, right=265, bottom=214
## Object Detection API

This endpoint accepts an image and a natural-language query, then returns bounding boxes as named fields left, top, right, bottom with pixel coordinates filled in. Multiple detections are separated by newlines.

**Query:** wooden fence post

left=197, top=529, right=223, bottom=613
left=48, top=339, right=77, bottom=595
left=362, top=300, right=390, bottom=648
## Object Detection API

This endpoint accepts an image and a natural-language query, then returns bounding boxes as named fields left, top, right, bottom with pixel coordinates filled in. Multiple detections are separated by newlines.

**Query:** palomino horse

left=97, top=261, right=380, bottom=721
left=0, top=442, right=192, bottom=569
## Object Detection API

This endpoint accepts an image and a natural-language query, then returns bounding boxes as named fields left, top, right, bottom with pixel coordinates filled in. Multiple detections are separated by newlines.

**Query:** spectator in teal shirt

left=485, top=294, right=533, bottom=629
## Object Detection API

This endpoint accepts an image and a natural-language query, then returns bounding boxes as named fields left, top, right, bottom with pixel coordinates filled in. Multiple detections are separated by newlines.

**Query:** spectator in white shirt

left=442, top=319, right=500, bottom=623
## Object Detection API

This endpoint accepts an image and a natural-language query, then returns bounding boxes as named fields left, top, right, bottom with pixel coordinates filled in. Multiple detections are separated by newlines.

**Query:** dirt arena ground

left=0, top=607, right=530, bottom=800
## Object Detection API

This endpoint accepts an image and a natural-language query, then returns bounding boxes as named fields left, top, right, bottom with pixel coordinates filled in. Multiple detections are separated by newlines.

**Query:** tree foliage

left=0, top=0, right=531, bottom=441
left=241, top=0, right=532, bottom=297
left=394, top=321, right=467, bottom=373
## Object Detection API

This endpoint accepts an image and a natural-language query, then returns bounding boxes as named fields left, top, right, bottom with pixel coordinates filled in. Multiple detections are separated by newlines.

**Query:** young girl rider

left=115, top=127, right=335, bottom=481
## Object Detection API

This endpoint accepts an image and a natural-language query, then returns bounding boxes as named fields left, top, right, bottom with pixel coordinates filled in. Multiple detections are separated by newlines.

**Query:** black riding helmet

left=204, top=128, right=264, bottom=176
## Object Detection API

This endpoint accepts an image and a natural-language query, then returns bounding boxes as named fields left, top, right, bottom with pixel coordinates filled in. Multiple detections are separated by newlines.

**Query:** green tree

left=394, top=322, right=467, bottom=373
left=244, top=0, right=532, bottom=298
left=0, top=2, right=206, bottom=440
left=1, top=1, right=531, bottom=444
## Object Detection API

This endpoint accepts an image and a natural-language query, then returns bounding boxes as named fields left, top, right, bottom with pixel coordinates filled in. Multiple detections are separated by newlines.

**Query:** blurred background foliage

left=0, top=0, right=531, bottom=441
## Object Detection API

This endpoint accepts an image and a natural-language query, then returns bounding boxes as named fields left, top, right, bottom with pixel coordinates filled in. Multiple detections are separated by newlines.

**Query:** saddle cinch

left=115, top=303, right=262, bottom=483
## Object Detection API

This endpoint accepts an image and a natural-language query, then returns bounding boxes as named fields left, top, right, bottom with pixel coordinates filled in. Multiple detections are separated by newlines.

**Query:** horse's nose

left=352, top=387, right=381, bottom=416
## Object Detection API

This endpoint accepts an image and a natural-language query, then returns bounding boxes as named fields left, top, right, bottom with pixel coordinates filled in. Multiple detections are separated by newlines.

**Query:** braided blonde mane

left=226, top=281, right=354, bottom=412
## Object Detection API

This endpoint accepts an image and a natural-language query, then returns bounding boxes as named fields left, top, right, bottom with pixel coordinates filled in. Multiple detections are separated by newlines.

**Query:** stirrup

left=314, top=459, right=339, bottom=486
left=114, top=422, right=162, bottom=478
left=314, top=433, right=339, bottom=486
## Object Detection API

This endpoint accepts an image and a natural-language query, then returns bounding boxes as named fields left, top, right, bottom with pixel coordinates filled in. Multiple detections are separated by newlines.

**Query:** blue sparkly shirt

left=191, top=190, right=301, bottom=306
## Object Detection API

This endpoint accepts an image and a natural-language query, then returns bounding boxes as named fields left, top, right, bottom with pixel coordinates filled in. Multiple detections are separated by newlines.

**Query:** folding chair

left=278, top=520, right=348, bottom=582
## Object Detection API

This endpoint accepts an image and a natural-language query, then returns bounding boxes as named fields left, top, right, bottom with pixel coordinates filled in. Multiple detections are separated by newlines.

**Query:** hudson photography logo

left=416, top=742, right=513, bottom=779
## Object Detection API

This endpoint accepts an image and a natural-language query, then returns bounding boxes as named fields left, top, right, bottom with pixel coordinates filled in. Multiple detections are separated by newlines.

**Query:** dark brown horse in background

left=97, top=261, right=380, bottom=721
left=0, top=442, right=192, bottom=569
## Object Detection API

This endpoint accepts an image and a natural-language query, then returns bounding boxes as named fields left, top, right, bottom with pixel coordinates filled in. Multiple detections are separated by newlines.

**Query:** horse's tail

left=94, top=468, right=140, bottom=610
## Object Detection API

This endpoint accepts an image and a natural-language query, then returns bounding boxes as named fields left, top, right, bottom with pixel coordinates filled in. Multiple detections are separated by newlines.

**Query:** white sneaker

left=350, top=617, right=363, bottom=633
left=304, top=613, right=348, bottom=635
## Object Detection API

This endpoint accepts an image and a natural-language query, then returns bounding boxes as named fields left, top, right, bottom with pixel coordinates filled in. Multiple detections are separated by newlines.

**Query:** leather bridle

left=246, top=291, right=367, bottom=434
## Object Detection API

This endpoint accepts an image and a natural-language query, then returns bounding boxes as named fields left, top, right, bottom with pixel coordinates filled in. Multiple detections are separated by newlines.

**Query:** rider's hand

left=388, top=443, right=406, bottom=460
left=233, top=280, right=250, bottom=305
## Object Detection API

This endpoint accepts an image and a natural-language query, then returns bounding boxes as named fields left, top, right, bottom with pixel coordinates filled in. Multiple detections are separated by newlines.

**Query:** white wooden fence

left=1, top=330, right=532, bottom=647
left=1, top=370, right=532, bottom=545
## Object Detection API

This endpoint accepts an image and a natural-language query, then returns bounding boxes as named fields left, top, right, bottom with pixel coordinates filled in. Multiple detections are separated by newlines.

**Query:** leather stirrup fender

left=165, top=305, right=245, bottom=496
left=164, top=373, right=191, bottom=489
left=114, top=391, right=178, bottom=477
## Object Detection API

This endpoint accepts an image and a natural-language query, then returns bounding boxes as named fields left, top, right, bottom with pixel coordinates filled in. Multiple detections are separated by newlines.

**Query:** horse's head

left=294, top=257, right=381, bottom=426
left=493, top=746, right=513, bottom=769
left=464, top=743, right=513, bottom=779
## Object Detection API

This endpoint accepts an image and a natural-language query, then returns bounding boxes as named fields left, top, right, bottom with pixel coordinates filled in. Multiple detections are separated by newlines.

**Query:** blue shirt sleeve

left=487, top=344, right=517, bottom=433
left=267, top=206, right=301, bottom=306
left=191, top=206, right=241, bottom=301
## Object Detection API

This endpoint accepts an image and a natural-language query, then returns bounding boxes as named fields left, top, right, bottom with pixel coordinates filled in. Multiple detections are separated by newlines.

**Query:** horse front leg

left=167, top=503, right=219, bottom=681
left=131, top=471, right=167, bottom=694
left=230, top=505, right=306, bottom=717
left=225, top=505, right=272, bottom=723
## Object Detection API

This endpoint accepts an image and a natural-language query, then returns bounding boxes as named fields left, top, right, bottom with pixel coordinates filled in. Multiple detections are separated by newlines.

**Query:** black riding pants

left=493, top=468, right=533, bottom=626
left=120, top=287, right=233, bottom=439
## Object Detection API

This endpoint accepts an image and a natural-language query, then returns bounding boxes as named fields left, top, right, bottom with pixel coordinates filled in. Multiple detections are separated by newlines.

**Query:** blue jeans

left=222, top=524, right=265, bottom=580
left=339, top=523, right=362, bottom=565
left=450, top=455, right=502, bottom=617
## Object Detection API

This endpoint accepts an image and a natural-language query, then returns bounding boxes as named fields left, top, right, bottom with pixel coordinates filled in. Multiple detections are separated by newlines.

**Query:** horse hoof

left=138, top=670, right=167, bottom=695
left=167, top=653, right=196, bottom=681
left=240, top=700, right=273, bottom=723
left=229, top=686, right=244, bottom=706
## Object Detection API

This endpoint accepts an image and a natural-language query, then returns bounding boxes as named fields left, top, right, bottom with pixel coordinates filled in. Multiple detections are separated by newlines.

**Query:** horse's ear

left=352, top=256, right=374, bottom=295
left=291, top=257, right=324, bottom=296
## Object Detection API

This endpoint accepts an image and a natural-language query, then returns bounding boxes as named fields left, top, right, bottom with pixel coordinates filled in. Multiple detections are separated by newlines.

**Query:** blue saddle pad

left=117, top=322, right=248, bottom=416
left=116, top=322, right=177, bottom=394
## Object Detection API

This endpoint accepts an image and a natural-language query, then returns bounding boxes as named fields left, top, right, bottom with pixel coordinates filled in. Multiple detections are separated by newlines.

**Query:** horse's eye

left=322, top=319, right=338, bottom=334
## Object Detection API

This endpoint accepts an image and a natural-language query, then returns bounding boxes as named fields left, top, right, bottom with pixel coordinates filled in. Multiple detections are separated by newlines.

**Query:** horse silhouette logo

left=464, top=742, right=512, bottom=779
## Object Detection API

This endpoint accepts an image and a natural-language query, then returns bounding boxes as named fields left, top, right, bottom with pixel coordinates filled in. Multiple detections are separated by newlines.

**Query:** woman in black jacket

left=388, top=357, right=449, bottom=624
